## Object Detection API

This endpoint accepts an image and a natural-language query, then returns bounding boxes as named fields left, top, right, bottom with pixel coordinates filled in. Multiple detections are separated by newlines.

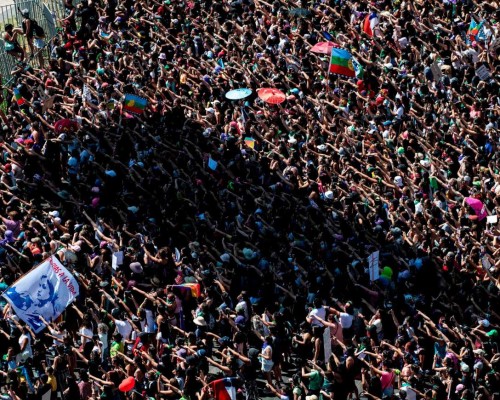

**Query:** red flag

left=210, top=378, right=237, bottom=400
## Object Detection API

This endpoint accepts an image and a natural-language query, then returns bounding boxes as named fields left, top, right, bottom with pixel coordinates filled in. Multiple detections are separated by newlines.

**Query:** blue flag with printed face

left=2, top=256, right=79, bottom=333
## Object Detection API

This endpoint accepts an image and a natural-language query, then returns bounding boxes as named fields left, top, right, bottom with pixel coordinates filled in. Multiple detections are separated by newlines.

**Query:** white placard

left=323, top=327, right=332, bottom=364
left=476, top=64, right=491, bottom=81
left=368, top=251, right=380, bottom=281
left=112, top=251, right=124, bottom=270
left=482, top=256, right=492, bottom=271
left=487, top=215, right=498, bottom=224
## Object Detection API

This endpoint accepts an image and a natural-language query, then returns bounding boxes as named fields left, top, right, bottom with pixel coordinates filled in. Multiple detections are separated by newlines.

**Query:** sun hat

left=130, top=262, right=144, bottom=274
left=193, top=316, right=207, bottom=326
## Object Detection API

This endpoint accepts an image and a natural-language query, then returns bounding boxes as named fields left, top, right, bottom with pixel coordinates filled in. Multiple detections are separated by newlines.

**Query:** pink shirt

left=381, top=371, right=395, bottom=390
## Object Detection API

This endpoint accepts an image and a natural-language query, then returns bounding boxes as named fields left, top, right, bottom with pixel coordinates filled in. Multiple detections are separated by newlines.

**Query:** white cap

left=394, top=176, right=404, bottom=187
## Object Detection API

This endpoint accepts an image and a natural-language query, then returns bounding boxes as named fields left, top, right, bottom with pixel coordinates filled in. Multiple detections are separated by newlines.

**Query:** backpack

left=32, top=20, right=45, bottom=38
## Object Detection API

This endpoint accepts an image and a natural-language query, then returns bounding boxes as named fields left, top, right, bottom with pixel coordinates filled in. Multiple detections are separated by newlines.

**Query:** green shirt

left=110, top=341, right=124, bottom=358
left=308, top=370, right=322, bottom=390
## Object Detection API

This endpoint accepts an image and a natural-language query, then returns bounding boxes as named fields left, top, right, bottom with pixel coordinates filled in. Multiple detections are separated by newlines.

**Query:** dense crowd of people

left=0, top=0, right=499, bottom=400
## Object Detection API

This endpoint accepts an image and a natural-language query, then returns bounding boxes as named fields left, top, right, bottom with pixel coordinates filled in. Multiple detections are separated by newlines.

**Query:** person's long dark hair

left=38, top=275, right=59, bottom=308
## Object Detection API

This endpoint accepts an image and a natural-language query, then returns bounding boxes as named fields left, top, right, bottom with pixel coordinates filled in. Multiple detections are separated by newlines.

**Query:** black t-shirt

left=144, top=378, right=158, bottom=397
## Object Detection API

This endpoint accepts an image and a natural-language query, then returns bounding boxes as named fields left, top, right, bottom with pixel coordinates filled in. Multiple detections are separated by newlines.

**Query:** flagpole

left=326, top=49, right=332, bottom=92
left=1, top=253, right=55, bottom=293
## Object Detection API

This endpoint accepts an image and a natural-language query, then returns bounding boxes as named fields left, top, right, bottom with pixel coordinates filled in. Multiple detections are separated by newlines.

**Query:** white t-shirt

left=49, top=328, right=65, bottom=346
left=372, top=318, right=383, bottom=333
left=308, top=307, right=327, bottom=327
left=79, top=327, right=93, bottom=346
left=339, top=312, right=354, bottom=329
left=115, top=319, right=133, bottom=340
left=145, top=309, right=155, bottom=331
left=98, top=332, right=109, bottom=354
left=18, top=333, right=32, bottom=360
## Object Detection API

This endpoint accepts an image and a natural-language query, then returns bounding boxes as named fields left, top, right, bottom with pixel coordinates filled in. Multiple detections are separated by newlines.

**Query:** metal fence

left=0, top=0, right=67, bottom=80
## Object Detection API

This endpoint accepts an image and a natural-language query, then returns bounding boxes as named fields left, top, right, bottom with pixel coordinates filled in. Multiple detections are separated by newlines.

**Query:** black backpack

left=32, top=20, right=45, bottom=38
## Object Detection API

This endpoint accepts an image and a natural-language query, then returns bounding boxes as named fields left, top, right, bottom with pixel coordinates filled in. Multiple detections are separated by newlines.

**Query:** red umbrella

left=257, top=88, right=286, bottom=105
left=118, top=377, right=136, bottom=392
left=54, top=118, right=79, bottom=134
left=310, top=42, right=339, bottom=55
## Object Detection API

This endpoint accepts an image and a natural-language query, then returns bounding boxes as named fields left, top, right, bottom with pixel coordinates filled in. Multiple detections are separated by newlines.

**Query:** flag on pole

left=20, top=366, right=35, bottom=392
left=362, top=12, right=379, bottom=37
left=210, top=378, right=238, bottom=400
left=2, top=256, right=79, bottom=333
left=467, top=19, right=485, bottom=43
left=13, top=88, right=26, bottom=106
left=123, top=94, right=148, bottom=114
left=329, top=48, right=356, bottom=77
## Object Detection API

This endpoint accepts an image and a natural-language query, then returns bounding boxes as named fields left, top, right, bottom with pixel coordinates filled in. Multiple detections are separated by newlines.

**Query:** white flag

left=2, top=256, right=79, bottom=333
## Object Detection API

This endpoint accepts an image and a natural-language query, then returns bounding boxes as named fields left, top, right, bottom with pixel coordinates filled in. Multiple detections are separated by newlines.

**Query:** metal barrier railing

left=0, top=0, right=77, bottom=84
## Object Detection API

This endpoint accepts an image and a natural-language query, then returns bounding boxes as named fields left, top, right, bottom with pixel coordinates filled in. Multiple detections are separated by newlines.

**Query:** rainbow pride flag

left=329, top=48, right=355, bottom=78
left=171, top=283, right=201, bottom=299
left=244, top=137, right=255, bottom=149
left=13, top=88, right=26, bottom=106
left=123, top=93, right=147, bottom=114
